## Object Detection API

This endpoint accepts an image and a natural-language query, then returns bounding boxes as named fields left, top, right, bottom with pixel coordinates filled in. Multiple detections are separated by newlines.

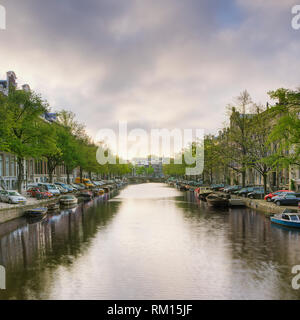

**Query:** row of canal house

left=227, top=106, right=300, bottom=191
left=201, top=104, right=300, bottom=191
left=0, top=71, right=77, bottom=191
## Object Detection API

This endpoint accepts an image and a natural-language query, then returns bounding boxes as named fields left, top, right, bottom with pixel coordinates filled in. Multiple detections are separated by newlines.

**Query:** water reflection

left=0, top=194, right=120, bottom=299
left=0, top=184, right=299, bottom=299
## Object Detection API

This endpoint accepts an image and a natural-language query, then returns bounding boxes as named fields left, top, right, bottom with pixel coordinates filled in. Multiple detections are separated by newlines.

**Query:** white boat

left=271, top=209, right=300, bottom=228
left=59, top=195, right=78, bottom=206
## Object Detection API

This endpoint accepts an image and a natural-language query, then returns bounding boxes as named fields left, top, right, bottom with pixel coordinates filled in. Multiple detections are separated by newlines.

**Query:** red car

left=264, top=190, right=293, bottom=202
left=27, top=187, right=53, bottom=198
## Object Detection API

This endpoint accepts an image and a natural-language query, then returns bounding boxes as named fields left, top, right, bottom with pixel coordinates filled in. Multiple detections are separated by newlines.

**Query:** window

left=290, top=215, right=299, bottom=221
left=10, top=157, right=15, bottom=176
left=286, top=194, right=296, bottom=199
left=5, top=156, right=9, bottom=176
left=282, top=215, right=290, bottom=220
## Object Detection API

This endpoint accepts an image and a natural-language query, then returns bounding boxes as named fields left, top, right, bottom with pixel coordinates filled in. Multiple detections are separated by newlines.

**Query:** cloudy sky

left=0, top=0, right=299, bottom=156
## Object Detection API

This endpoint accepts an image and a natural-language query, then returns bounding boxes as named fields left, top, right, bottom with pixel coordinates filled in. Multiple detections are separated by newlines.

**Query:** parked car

left=223, top=186, right=232, bottom=192
left=235, top=187, right=257, bottom=197
left=264, top=190, right=293, bottom=202
left=27, top=183, right=39, bottom=189
left=74, top=183, right=86, bottom=190
left=55, top=182, right=74, bottom=192
left=247, top=189, right=265, bottom=199
left=27, top=187, right=53, bottom=199
left=65, top=184, right=76, bottom=192
left=210, top=184, right=225, bottom=191
left=274, top=193, right=300, bottom=206
left=55, top=184, right=69, bottom=194
left=271, top=192, right=300, bottom=202
left=70, top=183, right=81, bottom=191
left=224, top=185, right=242, bottom=193
left=0, top=190, right=27, bottom=204
left=38, top=183, right=61, bottom=196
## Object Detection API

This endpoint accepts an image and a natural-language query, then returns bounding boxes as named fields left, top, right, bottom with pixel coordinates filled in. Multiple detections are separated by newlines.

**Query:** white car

left=0, top=190, right=27, bottom=204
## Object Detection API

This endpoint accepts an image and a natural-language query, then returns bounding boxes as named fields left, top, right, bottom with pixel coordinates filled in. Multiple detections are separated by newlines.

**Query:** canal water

left=0, top=183, right=300, bottom=300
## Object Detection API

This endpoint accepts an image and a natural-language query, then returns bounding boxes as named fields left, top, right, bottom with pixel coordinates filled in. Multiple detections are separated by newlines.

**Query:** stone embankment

left=0, top=197, right=58, bottom=224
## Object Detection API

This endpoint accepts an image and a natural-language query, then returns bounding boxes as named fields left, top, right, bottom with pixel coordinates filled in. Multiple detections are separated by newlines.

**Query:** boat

left=179, top=184, right=188, bottom=191
left=206, top=193, right=229, bottom=207
left=77, top=191, right=93, bottom=202
left=92, top=188, right=104, bottom=196
left=228, top=198, right=245, bottom=207
left=102, top=186, right=110, bottom=193
left=196, top=187, right=213, bottom=201
left=47, top=203, right=60, bottom=211
left=25, top=207, right=48, bottom=218
left=59, top=195, right=78, bottom=206
left=270, top=209, right=300, bottom=228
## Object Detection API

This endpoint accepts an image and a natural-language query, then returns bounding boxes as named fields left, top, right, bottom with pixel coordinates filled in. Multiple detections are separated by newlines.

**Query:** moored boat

left=47, top=203, right=60, bottom=212
left=206, top=193, right=229, bottom=207
left=92, top=188, right=105, bottom=196
left=228, top=198, right=245, bottom=207
left=196, top=187, right=213, bottom=201
left=271, top=209, right=300, bottom=228
left=60, top=195, right=78, bottom=206
left=25, top=207, right=48, bottom=218
left=77, top=191, right=93, bottom=202
left=102, top=186, right=110, bottom=193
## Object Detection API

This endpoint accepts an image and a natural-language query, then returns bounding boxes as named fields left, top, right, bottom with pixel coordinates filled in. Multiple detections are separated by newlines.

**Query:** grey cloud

left=0, top=0, right=299, bottom=147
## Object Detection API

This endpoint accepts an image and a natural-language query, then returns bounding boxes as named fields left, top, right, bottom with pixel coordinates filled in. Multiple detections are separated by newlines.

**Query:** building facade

left=0, top=71, right=76, bottom=191
left=0, top=152, right=17, bottom=190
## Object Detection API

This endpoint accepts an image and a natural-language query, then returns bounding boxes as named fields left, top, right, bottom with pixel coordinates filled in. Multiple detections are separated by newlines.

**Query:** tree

left=146, top=166, right=154, bottom=176
left=268, top=89, right=300, bottom=167
left=246, top=105, right=276, bottom=193
left=225, top=91, right=253, bottom=186
left=2, top=87, right=51, bottom=192
left=0, top=93, right=10, bottom=151
left=56, top=110, right=89, bottom=183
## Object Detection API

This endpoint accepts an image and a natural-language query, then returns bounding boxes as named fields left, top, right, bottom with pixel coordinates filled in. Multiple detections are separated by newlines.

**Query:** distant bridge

left=127, top=176, right=166, bottom=183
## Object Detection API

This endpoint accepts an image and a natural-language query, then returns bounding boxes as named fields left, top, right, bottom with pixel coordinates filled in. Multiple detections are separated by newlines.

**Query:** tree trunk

left=66, top=166, right=70, bottom=184
left=47, top=158, right=56, bottom=183
left=17, top=157, right=24, bottom=193
left=242, top=170, right=246, bottom=187
left=276, top=166, right=280, bottom=189
left=49, top=170, right=53, bottom=183
left=79, top=167, right=83, bottom=182
left=263, top=174, right=267, bottom=194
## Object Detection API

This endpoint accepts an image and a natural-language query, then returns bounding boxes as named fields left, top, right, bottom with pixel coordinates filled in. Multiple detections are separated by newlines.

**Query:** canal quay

left=0, top=182, right=300, bottom=300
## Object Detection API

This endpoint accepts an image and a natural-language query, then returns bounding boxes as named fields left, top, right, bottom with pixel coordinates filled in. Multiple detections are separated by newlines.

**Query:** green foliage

left=146, top=166, right=155, bottom=176
left=290, top=179, right=296, bottom=191
left=268, top=88, right=300, bottom=167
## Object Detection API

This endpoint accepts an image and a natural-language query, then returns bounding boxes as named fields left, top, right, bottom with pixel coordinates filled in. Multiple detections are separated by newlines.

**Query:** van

left=74, top=178, right=94, bottom=188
